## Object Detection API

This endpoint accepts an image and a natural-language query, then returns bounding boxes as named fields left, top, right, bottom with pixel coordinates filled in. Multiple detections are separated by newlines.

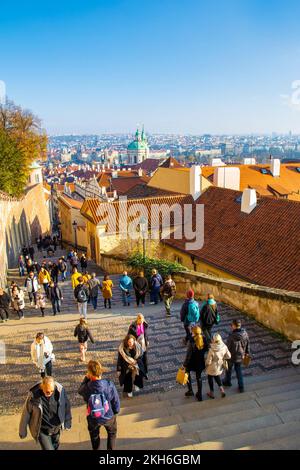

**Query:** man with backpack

left=74, top=277, right=89, bottom=319
left=78, top=360, right=120, bottom=450
left=200, top=294, right=220, bottom=343
left=223, top=319, right=250, bottom=393
left=180, top=289, right=200, bottom=344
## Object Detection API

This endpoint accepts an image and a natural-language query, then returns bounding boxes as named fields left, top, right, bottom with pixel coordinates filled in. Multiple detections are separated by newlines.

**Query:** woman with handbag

left=128, top=313, right=149, bottom=376
left=117, top=335, right=147, bottom=398
left=183, top=326, right=208, bottom=402
left=31, top=332, right=54, bottom=378
left=205, top=333, right=231, bottom=399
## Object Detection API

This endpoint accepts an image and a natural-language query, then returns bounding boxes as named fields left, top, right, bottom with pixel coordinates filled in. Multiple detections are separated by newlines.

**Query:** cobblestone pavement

left=0, top=249, right=293, bottom=415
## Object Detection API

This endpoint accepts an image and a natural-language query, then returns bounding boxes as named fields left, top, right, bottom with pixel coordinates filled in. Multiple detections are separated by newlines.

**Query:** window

left=260, top=168, right=269, bottom=175
left=296, top=167, right=300, bottom=173
left=174, top=255, right=183, bottom=264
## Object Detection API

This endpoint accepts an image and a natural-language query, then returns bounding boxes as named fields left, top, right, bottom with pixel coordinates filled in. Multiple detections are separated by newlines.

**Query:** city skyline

left=2, top=0, right=300, bottom=134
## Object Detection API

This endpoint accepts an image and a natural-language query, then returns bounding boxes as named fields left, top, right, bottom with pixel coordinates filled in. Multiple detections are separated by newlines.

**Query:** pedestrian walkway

left=0, top=247, right=297, bottom=449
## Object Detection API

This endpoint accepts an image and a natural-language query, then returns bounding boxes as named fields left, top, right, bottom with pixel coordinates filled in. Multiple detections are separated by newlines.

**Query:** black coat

left=49, top=286, right=63, bottom=302
left=183, top=337, right=208, bottom=372
left=133, top=277, right=148, bottom=294
left=74, top=325, right=95, bottom=344
left=117, top=348, right=147, bottom=386
left=200, top=303, right=219, bottom=328
left=0, top=292, right=10, bottom=308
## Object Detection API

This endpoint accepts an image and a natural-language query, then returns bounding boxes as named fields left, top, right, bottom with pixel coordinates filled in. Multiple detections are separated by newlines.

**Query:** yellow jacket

left=102, top=279, right=113, bottom=299
left=72, top=271, right=82, bottom=290
left=82, top=273, right=91, bottom=284
left=38, top=270, right=51, bottom=284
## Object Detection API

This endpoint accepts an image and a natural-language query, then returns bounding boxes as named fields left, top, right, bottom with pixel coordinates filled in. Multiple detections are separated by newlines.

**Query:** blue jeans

left=61, top=271, right=67, bottom=282
left=150, top=287, right=160, bottom=304
left=121, top=290, right=131, bottom=306
left=225, top=361, right=244, bottom=390
left=91, top=296, right=98, bottom=310
left=78, top=302, right=88, bottom=319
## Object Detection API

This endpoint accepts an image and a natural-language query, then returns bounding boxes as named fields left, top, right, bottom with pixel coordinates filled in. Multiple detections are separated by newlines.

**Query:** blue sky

left=1, top=0, right=300, bottom=134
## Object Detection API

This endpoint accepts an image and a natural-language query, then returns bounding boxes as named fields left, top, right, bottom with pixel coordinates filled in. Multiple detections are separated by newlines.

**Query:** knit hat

left=186, top=289, right=194, bottom=299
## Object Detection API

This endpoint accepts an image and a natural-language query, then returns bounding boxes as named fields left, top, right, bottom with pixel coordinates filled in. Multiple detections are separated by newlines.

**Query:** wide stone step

left=238, top=431, right=300, bottom=450
left=191, top=420, right=300, bottom=450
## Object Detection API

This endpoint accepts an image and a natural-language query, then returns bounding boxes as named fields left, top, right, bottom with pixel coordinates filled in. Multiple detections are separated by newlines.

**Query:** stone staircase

left=1, top=366, right=299, bottom=450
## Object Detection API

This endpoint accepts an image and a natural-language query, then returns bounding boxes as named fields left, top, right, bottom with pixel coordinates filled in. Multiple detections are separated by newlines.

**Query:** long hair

left=192, top=326, right=204, bottom=350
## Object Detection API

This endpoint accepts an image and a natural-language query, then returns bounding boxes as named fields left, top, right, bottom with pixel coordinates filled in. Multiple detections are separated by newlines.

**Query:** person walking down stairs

left=31, top=332, right=55, bottom=379
left=11, top=285, right=25, bottom=319
left=205, top=333, right=231, bottom=399
left=200, top=294, right=220, bottom=343
left=119, top=271, right=133, bottom=307
left=183, top=326, right=208, bottom=402
left=74, top=318, right=95, bottom=362
left=36, top=287, right=47, bottom=317
left=117, top=335, right=147, bottom=398
left=19, top=376, right=72, bottom=451
left=161, top=274, right=176, bottom=317
left=49, top=281, right=63, bottom=316
left=223, top=319, right=251, bottom=393
left=180, top=289, right=200, bottom=344
left=78, top=360, right=120, bottom=450
left=74, top=277, right=89, bottom=319
left=128, top=313, right=149, bottom=377
left=88, top=273, right=102, bottom=310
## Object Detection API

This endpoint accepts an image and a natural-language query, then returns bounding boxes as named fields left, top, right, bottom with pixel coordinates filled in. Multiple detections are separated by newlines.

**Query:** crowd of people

left=2, top=243, right=251, bottom=450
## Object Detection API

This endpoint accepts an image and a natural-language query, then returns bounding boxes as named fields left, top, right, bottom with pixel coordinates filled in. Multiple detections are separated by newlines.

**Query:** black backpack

left=77, top=286, right=88, bottom=303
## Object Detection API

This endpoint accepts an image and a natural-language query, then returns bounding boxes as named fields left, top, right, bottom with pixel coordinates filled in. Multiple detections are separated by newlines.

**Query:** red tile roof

left=81, top=194, right=193, bottom=231
left=126, top=183, right=182, bottom=199
left=159, top=156, right=183, bottom=168
left=163, top=187, right=300, bottom=292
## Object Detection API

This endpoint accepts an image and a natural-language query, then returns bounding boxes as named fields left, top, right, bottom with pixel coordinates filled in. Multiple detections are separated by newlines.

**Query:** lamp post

left=72, top=220, right=78, bottom=252
left=139, top=216, right=147, bottom=262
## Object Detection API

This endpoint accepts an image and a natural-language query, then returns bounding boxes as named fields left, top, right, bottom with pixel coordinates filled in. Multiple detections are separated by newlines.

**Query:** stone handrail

left=173, top=270, right=300, bottom=341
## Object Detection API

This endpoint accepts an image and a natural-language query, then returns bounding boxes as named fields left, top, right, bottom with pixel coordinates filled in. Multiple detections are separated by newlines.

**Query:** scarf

left=118, top=341, right=143, bottom=382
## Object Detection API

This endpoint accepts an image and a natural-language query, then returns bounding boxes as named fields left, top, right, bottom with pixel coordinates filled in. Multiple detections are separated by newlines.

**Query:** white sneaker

left=134, top=385, right=140, bottom=392
left=127, top=392, right=133, bottom=398
left=35, top=305, right=38, bottom=309
left=30, top=302, right=34, bottom=307
left=149, top=302, right=155, bottom=305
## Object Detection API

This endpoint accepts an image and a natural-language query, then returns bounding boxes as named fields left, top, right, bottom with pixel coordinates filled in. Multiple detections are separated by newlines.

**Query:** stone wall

left=173, top=271, right=300, bottom=342
left=0, top=184, right=51, bottom=286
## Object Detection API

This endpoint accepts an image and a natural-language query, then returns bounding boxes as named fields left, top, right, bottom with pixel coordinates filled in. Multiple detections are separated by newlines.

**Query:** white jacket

left=25, top=277, right=39, bottom=293
left=31, top=336, right=54, bottom=371
left=205, top=341, right=231, bottom=376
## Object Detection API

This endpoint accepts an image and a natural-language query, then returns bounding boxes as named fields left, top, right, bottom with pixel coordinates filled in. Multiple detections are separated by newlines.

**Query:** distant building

left=127, top=127, right=149, bottom=164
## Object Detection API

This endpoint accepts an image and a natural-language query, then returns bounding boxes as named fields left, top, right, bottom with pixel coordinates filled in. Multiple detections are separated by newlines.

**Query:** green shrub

left=126, top=252, right=187, bottom=280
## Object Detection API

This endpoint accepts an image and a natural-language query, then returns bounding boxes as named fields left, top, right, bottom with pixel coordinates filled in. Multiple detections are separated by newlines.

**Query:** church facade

left=127, top=127, right=149, bottom=164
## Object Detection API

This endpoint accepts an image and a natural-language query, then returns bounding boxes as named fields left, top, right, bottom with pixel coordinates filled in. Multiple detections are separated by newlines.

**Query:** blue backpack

left=87, top=392, right=110, bottom=422
left=187, top=300, right=200, bottom=323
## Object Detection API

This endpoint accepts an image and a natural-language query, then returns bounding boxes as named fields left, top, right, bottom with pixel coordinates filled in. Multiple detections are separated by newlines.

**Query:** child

left=36, top=287, right=47, bottom=317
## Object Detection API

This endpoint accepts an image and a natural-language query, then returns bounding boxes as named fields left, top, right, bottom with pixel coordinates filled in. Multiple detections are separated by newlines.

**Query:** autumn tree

left=0, top=100, right=47, bottom=196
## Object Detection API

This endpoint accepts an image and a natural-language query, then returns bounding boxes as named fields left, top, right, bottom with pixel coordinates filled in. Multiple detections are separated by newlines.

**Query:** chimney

left=102, top=164, right=105, bottom=170
left=213, top=167, right=240, bottom=191
left=189, top=165, right=202, bottom=200
left=101, top=186, right=107, bottom=195
left=243, top=157, right=256, bottom=165
left=270, top=158, right=280, bottom=177
left=113, top=190, right=118, bottom=199
left=138, top=168, right=143, bottom=177
left=241, top=189, right=257, bottom=214
left=112, top=170, right=118, bottom=178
